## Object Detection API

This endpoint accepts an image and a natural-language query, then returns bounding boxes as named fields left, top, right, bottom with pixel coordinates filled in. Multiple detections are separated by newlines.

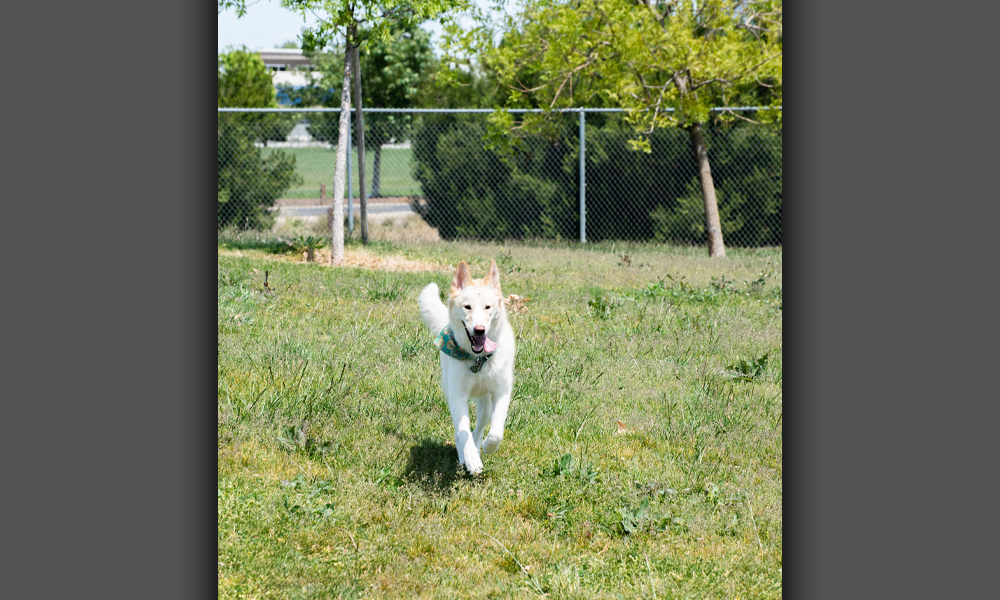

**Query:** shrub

left=706, top=123, right=782, bottom=246
left=217, top=116, right=302, bottom=231
left=217, top=47, right=301, bottom=230
left=412, top=114, right=578, bottom=240
left=410, top=113, right=781, bottom=244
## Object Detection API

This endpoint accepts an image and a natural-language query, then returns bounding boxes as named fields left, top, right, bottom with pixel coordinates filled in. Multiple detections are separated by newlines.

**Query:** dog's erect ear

left=452, top=261, right=471, bottom=291
left=484, top=259, right=502, bottom=291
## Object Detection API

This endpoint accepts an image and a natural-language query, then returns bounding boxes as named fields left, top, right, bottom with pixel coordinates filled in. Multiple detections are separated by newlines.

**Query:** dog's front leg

left=444, top=380, right=483, bottom=475
left=472, top=394, right=495, bottom=451
left=482, top=385, right=512, bottom=455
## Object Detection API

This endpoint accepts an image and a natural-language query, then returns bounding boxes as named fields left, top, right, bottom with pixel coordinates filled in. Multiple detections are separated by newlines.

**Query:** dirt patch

left=218, top=247, right=449, bottom=272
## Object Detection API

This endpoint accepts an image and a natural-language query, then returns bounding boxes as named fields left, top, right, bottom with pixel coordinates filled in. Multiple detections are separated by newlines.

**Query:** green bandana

left=435, top=324, right=493, bottom=372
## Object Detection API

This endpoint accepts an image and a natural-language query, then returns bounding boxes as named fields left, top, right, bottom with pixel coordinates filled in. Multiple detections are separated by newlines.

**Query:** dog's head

left=449, top=260, right=503, bottom=355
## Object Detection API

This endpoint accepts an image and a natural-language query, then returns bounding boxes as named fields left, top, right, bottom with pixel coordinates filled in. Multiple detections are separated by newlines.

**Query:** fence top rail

left=218, top=106, right=781, bottom=114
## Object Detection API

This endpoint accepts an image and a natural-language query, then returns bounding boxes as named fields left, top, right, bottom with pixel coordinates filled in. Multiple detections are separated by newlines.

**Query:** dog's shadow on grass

left=403, top=438, right=467, bottom=494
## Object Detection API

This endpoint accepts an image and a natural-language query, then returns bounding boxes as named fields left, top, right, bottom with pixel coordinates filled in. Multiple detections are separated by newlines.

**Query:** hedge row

left=411, top=113, right=781, bottom=245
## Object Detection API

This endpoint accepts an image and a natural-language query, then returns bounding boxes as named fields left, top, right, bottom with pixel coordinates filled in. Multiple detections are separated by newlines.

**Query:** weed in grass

left=280, top=473, right=337, bottom=519
left=711, top=275, right=737, bottom=291
left=291, top=235, right=328, bottom=262
left=552, top=452, right=574, bottom=477
left=363, top=272, right=406, bottom=301
left=619, top=497, right=656, bottom=535
left=400, top=338, right=423, bottom=360
left=496, top=246, right=521, bottom=274
left=374, top=466, right=404, bottom=490
left=276, top=423, right=339, bottom=458
left=748, top=271, right=768, bottom=291
left=549, top=452, right=600, bottom=484
left=728, top=353, right=770, bottom=381
left=588, top=290, right=623, bottom=320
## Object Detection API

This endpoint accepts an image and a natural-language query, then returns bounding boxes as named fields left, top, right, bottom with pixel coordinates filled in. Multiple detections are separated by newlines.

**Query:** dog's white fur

left=418, top=260, right=515, bottom=475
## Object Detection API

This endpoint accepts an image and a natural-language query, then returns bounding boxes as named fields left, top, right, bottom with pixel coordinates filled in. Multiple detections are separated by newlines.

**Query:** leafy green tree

left=452, top=0, right=782, bottom=256
left=357, top=24, right=435, bottom=197
left=415, top=59, right=496, bottom=108
left=224, top=0, right=468, bottom=255
left=219, top=46, right=299, bottom=141
left=218, top=47, right=278, bottom=108
left=218, top=47, right=301, bottom=230
left=279, top=0, right=469, bottom=259
left=294, top=23, right=437, bottom=197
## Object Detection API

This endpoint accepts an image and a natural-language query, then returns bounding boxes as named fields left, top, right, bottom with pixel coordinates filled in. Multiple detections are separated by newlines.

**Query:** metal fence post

left=579, top=110, right=586, bottom=244
left=347, top=110, right=354, bottom=234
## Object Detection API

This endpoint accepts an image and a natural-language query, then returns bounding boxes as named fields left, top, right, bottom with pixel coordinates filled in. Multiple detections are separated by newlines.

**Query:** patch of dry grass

left=218, top=246, right=450, bottom=272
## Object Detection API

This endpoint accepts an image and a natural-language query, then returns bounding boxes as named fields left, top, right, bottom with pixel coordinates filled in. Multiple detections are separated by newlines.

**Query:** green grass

left=263, top=146, right=421, bottom=199
left=218, top=240, right=782, bottom=599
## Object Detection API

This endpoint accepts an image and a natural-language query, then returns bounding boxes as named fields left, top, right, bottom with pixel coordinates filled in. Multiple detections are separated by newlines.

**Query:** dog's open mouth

left=466, top=326, right=499, bottom=355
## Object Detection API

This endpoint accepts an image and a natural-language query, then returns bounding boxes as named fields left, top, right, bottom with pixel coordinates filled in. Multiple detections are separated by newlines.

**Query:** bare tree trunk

left=328, top=46, right=353, bottom=266
left=350, top=40, right=369, bottom=244
left=371, top=145, right=382, bottom=198
left=688, top=122, right=726, bottom=257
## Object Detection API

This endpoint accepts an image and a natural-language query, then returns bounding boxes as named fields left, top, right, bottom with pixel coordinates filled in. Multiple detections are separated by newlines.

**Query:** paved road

left=278, top=202, right=415, bottom=218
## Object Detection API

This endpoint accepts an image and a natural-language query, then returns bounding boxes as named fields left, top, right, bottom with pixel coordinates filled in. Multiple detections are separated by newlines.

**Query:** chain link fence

left=218, top=108, right=781, bottom=246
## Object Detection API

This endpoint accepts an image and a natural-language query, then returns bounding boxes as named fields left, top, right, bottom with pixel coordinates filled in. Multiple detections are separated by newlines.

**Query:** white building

left=257, top=48, right=321, bottom=88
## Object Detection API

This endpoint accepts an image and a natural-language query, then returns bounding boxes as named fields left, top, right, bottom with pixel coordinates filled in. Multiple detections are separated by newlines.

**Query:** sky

left=218, top=1, right=322, bottom=53
left=218, top=0, right=503, bottom=55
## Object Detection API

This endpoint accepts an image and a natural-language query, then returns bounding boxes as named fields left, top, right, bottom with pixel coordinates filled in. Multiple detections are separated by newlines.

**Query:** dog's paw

left=482, top=433, right=502, bottom=455
left=463, top=454, right=484, bottom=475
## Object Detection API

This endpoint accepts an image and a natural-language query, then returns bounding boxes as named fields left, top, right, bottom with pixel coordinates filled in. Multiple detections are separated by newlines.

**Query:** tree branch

left=735, top=22, right=763, bottom=41
left=719, top=107, right=762, bottom=124
left=307, top=7, right=335, bottom=28
left=742, top=51, right=783, bottom=77
left=511, top=77, right=549, bottom=93
left=753, top=73, right=775, bottom=88
left=689, top=77, right=732, bottom=91
left=549, top=55, right=598, bottom=108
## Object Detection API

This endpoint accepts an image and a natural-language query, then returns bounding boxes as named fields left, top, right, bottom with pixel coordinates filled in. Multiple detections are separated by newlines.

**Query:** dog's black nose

left=473, top=325, right=486, bottom=335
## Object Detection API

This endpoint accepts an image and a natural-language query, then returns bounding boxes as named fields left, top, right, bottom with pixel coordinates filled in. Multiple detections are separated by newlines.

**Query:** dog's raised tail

left=418, top=283, right=450, bottom=334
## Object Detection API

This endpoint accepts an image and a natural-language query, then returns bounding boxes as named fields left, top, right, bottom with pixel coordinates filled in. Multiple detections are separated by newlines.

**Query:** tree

left=279, top=0, right=469, bottom=260
left=295, top=23, right=436, bottom=197
left=415, top=60, right=496, bottom=108
left=223, top=0, right=467, bottom=257
left=217, top=47, right=301, bottom=230
left=356, top=24, right=436, bottom=197
left=452, top=0, right=782, bottom=256
left=218, top=47, right=279, bottom=108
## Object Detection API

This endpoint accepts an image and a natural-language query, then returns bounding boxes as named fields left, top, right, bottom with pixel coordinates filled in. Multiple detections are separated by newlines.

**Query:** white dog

left=418, top=260, right=516, bottom=475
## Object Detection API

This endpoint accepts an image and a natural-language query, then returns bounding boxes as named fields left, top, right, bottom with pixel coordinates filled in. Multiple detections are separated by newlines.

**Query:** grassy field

left=263, top=147, right=422, bottom=200
left=218, top=234, right=782, bottom=599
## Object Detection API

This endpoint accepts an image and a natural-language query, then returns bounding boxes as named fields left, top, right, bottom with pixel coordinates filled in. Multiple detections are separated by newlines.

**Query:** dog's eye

left=464, top=305, right=471, bottom=310
left=485, top=306, right=491, bottom=309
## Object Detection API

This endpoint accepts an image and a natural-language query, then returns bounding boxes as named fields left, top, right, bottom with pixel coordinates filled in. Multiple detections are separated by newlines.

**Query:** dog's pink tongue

left=484, top=337, right=498, bottom=353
